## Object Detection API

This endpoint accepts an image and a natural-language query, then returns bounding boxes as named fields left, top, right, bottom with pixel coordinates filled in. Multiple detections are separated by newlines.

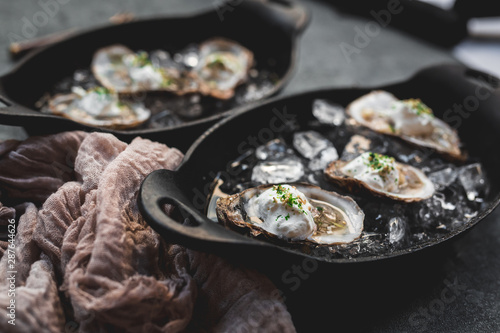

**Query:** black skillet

left=0, top=0, right=309, bottom=152
left=326, top=0, right=500, bottom=48
left=139, top=64, right=500, bottom=264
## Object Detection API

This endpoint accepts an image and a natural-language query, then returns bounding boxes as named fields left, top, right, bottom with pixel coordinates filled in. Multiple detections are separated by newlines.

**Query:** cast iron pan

left=325, top=0, right=500, bottom=48
left=139, top=64, right=500, bottom=264
left=0, top=0, right=309, bottom=152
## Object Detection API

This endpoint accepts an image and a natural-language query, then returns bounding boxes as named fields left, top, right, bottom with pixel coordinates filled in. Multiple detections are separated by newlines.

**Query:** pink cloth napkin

left=0, top=131, right=295, bottom=333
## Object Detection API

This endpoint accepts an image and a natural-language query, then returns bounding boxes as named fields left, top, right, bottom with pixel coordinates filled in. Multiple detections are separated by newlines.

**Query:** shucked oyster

left=194, top=38, right=254, bottom=99
left=346, top=91, right=463, bottom=160
left=216, top=184, right=364, bottom=245
left=91, top=45, right=190, bottom=94
left=325, top=152, right=434, bottom=202
left=92, top=39, right=254, bottom=99
left=48, top=86, right=150, bottom=129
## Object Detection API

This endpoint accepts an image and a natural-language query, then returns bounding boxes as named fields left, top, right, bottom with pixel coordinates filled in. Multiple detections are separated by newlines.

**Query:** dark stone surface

left=0, top=1, right=498, bottom=332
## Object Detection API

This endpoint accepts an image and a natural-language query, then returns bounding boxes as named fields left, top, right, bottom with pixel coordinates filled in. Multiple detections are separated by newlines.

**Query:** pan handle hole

left=0, top=97, right=11, bottom=108
left=160, top=198, right=202, bottom=227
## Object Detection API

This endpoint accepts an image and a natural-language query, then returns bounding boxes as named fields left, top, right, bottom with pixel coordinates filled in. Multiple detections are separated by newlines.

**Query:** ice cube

left=255, top=138, right=291, bottom=160
left=312, top=99, right=345, bottom=126
left=149, top=110, right=183, bottom=128
left=73, top=69, right=90, bottom=82
left=433, top=192, right=456, bottom=210
left=251, top=157, right=304, bottom=184
left=183, top=52, right=199, bottom=68
left=307, top=173, right=320, bottom=185
left=150, top=50, right=181, bottom=70
left=388, top=217, right=406, bottom=244
left=418, top=197, right=443, bottom=227
left=428, top=166, right=458, bottom=190
left=293, top=131, right=332, bottom=159
left=172, top=44, right=200, bottom=69
left=308, top=146, right=339, bottom=171
left=449, top=193, right=479, bottom=229
left=397, top=150, right=428, bottom=165
left=412, top=232, right=428, bottom=242
left=237, top=82, right=275, bottom=103
left=458, top=163, right=489, bottom=201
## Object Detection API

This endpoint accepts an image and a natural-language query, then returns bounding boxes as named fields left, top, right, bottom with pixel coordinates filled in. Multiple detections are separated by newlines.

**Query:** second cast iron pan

left=139, top=64, right=500, bottom=264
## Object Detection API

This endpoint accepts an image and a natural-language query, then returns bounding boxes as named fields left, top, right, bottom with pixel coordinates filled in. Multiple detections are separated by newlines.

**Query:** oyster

left=91, top=44, right=188, bottom=94
left=325, top=152, right=434, bottom=202
left=48, top=86, right=150, bottom=129
left=193, top=38, right=254, bottom=99
left=346, top=90, right=463, bottom=160
left=216, top=184, right=364, bottom=245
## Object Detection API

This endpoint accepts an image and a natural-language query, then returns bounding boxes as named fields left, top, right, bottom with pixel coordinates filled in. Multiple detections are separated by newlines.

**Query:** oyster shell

left=346, top=90, right=464, bottom=160
left=48, top=86, right=150, bottom=129
left=193, top=38, right=254, bottom=99
left=216, top=184, right=364, bottom=245
left=91, top=44, right=190, bottom=94
left=325, top=152, right=435, bottom=202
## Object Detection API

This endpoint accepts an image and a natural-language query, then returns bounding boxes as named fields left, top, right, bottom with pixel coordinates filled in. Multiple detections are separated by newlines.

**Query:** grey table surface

left=0, top=0, right=499, bottom=332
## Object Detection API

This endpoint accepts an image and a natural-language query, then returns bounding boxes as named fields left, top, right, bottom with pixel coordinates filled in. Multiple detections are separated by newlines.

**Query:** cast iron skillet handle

left=0, top=86, right=16, bottom=114
left=463, top=68, right=500, bottom=93
left=0, top=95, right=11, bottom=109
left=0, top=81, right=41, bottom=119
left=0, top=94, right=48, bottom=123
left=247, top=0, right=309, bottom=36
left=139, top=169, right=264, bottom=253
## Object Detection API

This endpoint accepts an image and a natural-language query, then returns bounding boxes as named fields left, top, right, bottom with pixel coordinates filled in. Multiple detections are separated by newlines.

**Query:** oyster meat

left=193, top=38, right=254, bottom=99
left=325, top=152, right=435, bottom=202
left=48, top=86, right=150, bottom=129
left=346, top=90, right=463, bottom=160
left=216, top=184, right=364, bottom=245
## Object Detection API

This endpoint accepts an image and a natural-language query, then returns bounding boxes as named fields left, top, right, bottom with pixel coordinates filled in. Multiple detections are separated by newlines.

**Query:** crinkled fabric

left=0, top=132, right=295, bottom=333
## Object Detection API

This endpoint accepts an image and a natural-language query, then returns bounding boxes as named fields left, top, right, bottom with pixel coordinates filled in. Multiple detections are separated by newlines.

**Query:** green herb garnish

left=388, top=123, right=396, bottom=133
left=207, top=56, right=225, bottom=69
left=363, top=152, right=396, bottom=181
left=276, top=213, right=291, bottom=221
left=116, top=101, right=127, bottom=109
left=133, top=51, right=152, bottom=67
left=403, top=99, right=434, bottom=118
left=91, top=86, right=111, bottom=96
left=272, top=185, right=307, bottom=215
left=161, top=77, right=173, bottom=88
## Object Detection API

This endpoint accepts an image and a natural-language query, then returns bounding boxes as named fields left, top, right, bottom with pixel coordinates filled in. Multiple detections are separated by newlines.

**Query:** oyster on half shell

left=193, top=38, right=254, bottom=100
left=91, top=44, right=192, bottom=94
left=216, top=184, right=364, bottom=245
left=47, top=86, right=150, bottom=129
left=325, top=152, right=435, bottom=202
left=346, top=90, right=464, bottom=160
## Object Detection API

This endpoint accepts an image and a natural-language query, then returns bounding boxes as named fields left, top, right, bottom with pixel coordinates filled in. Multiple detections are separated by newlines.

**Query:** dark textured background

left=0, top=1, right=498, bottom=332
